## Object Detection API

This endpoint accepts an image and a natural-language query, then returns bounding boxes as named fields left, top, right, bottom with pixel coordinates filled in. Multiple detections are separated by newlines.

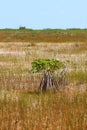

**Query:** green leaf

left=30, top=59, right=64, bottom=73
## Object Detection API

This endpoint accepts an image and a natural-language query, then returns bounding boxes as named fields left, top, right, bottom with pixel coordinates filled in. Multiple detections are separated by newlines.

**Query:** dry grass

left=0, top=29, right=87, bottom=42
left=0, top=41, right=87, bottom=129
left=0, top=87, right=87, bottom=130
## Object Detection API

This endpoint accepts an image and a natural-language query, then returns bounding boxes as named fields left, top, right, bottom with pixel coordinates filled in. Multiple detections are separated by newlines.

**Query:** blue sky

left=0, top=0, right=87, bottom=29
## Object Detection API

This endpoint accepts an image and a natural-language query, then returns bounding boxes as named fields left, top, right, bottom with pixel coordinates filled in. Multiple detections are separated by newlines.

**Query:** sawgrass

left=0, top=40, right=87, bottom=129
left=0, top=89, right=86, bottom=130
left=0, top=28, right=87, bottom=42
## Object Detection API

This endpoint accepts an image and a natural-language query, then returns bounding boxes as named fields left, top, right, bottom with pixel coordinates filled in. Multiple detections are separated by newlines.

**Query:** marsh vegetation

left=0, top=29, right=87, bottom=129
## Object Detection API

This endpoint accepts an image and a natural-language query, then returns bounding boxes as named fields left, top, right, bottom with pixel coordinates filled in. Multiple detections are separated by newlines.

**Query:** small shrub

left=30, top=59, right=66, bottom=92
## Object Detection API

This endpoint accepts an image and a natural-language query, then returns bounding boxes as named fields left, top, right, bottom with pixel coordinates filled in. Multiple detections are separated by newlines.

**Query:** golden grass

left=0, top=41, right=87, bottom=129
left=0, top=29, right=87, bottom=42
left=0, top=88, right=86, bottom=130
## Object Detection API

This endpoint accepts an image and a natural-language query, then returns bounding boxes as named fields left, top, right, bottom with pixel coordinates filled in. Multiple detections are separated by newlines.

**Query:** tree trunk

left=38, top=69, right=66, bottom=92
left=39, top=71, right=58, bottom=92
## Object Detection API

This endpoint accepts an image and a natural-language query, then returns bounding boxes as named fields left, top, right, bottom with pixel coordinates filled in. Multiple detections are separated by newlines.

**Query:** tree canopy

left=31, top=59, right=64, bottom=73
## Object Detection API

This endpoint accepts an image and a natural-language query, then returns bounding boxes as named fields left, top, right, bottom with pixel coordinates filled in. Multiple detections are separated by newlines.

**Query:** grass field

left=0, top=28, right=87, bottom=42
left=0, top=29, right=87, bottom=130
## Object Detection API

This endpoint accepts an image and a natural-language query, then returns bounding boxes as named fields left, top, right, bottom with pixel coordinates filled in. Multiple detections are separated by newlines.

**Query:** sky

left=0, top=0, right=87, bottom=29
